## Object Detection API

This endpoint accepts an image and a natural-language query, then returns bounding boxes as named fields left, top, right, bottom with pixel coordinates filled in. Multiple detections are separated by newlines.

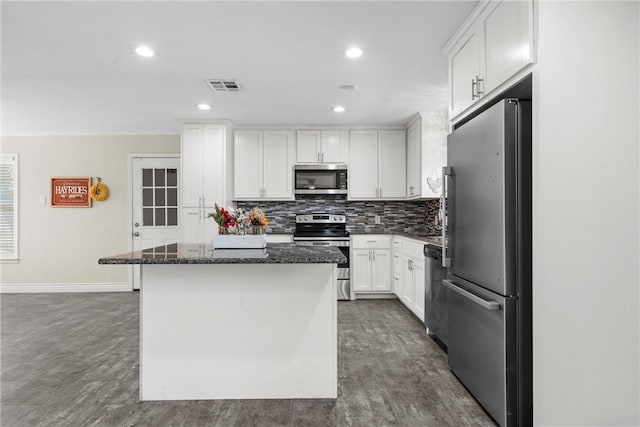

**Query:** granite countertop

left=350, top=232, right=442, bottom=247
left=99, top=243, right=347, bottom=265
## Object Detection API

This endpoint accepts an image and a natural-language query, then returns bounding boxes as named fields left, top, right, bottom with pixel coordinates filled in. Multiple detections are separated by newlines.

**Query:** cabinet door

left=406, top=120, right=421, bottom=198
left=483, top=0, right=532, bottom=93
left=263, top=130, right=294, bottom=199
left=352, top=250, right=373, bottom=292
left=321, top=131, right=346, bottom=163
left=378, top=130, right=407, bottom=199
left=296, top=131, right=321, bottom=163
left=401, top=255, right=414, bottom=307
left=450, top=30, right=481, bottom=116
left=349, top=131, right=378, bottom=199
left=182, top=207, right=203, bottom=243
left=202, top=125, right=225, bottom=208
left=412, top=260, right=425, bottom=322
left=181, top=125, right=203, bottom=207
left=372, top=250, right=392, bottom=292
left=234, top=131, right=263, bottom=199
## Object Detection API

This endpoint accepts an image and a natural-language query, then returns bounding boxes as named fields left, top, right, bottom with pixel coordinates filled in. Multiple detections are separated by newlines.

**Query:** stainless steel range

left=293, top=213, right=350, bottom=300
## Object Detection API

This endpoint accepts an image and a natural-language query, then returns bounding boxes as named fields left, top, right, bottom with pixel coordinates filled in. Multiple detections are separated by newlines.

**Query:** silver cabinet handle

left=134, top=222, right=139, bottom=227
left=132, top=232, right=140, bottom=237
left=317, top=152, right=320, bottom=163
left=442, top=166, right=452, bottom=268
left=373, top=251, right=376, bottom=261
left=475, top=75, right=484, bottom=97
left=379, top=188, right=382, bottom=198
left=368, top=251, right=372, bottom=261
left=471, top=78, right=477, bottom=100
left=409, top=185, right=414, bottom=196
left=443, top=280, right=500, bottom=311
left=320, top=152, right=324, bottom=162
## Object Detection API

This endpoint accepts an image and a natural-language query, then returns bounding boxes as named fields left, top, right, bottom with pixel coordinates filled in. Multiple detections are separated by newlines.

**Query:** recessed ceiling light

left=197, top=104, right=211, bottom=110
left=135, top=45, right=155, bottom=57
left=344, top=47, right=363, bottom=58
left=333, top=106, right=346, bottom=113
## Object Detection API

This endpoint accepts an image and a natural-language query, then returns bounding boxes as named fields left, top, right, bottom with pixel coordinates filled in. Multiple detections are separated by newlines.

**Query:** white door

left=263, top=130, right=294, bottom=199
left=378, top=130, right=407, bottom=199
left=349, top=130, right=378, bottom=199
left=351, top=250, right=372, bottom=292
left=372, top=250, right=392, bottom=292
left=131, top=156, right=181, bottom=290
left=181, top=124, right=203, bottom=207
left=296, top=131, right=321, bottom=163
left=321, top=131, right=345, bottom=163
left=450, top=30, right=481, bottom=116
left=234, top=131, right=263, bottom=199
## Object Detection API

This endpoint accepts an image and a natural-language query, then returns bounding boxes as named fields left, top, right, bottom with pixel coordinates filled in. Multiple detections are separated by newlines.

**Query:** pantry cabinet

left=296, top=130, right=347, bottom=163
left=234, top=130, right=294, bottom=200
left=181, top=123, right=231, bottom=243
left=444, top=0, right=534, bottom=119
left=349, top=130, right=406, bottom=200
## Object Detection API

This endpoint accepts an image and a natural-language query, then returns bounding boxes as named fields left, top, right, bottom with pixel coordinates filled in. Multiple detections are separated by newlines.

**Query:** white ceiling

left=1, top=1, right=476, bottom=135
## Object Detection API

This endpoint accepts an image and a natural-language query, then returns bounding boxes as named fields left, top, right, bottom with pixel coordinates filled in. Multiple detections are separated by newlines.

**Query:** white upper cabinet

left=296, top=130, right=347, bottom=163
left=483, top=0, right=533, bottom=93
left=406, top=112, right=448, bottom=199
left=296, top=131, right=321, bottom=163
left=181, top=123, right=227, bottom=208
left=234, top=130, right=294, bottom=200
left=234, top=131, right=263, bottom=199
left=406, top=119, right=421, bottom=198
left=450, top=30, right=483, bottom=117
left=444, top=0, right=534, bottom=120
left=378, top=130, right=407, bottom=199
left=349, top=130, right=406, bottom=200
left=349, top=130, right=379, bottom=199
left=263, top=130, right=294, bottom=198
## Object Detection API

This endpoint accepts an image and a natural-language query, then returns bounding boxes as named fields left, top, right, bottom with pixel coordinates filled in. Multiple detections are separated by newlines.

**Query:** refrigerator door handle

left=443, top=280, right=501, bottom=311
left=442, top=166, right=452, bottom=267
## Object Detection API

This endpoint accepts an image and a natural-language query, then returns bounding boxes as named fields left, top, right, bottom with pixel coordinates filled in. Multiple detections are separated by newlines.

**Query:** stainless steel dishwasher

left=424, top=243, right=448, bottom=347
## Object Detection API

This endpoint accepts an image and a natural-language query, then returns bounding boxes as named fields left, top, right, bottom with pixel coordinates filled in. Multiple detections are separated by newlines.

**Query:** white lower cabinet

left=351, top=235, right=392, bottom=293
left=396, top=237, right=426, bottom=322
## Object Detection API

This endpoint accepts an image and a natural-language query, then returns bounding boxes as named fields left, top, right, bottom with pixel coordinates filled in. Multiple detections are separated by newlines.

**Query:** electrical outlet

left=374, top=215, right=381, bottom=224
left=39, top=195, right=47, bottom=205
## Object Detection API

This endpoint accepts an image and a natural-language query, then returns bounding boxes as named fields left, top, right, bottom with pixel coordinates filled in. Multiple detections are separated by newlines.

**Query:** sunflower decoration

left=246, top=207, right=269, bottom=234
left=89, top=177, right=109, bottom=202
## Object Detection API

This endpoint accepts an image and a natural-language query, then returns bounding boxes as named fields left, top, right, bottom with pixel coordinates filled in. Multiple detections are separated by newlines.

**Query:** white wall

left=534, top=1, right=639, bottom=425
left=0, top=135, right=180, bottom=289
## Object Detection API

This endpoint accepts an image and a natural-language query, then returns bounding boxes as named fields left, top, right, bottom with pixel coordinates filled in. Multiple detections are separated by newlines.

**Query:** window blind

left=0, top=154, right=18, bottom=260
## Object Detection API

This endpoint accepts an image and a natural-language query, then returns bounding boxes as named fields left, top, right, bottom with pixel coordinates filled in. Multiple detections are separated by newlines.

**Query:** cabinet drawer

left=402, top=239, right=424, bottom=260
left=351, top=235, right=391, bottom=249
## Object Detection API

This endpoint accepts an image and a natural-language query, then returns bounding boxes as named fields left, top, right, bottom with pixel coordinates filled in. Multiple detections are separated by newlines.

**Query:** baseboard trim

left=353, top=293, right=398, bottom=300
left=0, top=282, right=131, bottom=293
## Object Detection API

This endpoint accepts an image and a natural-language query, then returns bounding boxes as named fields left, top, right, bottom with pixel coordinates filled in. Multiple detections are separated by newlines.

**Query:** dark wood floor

left=1, top=293, right=496, bottom=426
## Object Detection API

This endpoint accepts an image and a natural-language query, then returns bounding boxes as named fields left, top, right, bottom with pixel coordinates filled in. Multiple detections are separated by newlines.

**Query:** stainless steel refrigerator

left=442, top=99, right=532, bottom=427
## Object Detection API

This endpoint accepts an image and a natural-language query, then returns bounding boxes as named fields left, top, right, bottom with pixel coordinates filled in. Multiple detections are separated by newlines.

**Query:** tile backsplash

left=237, top=196, right=441, bottom=235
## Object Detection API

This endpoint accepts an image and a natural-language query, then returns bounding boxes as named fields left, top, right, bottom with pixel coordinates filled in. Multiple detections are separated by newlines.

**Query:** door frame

left=127, top=153, right=181, bottom=290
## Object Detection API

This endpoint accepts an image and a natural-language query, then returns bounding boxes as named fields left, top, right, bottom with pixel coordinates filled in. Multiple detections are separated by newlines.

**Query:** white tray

left=213, top=234, right=267, bottom=249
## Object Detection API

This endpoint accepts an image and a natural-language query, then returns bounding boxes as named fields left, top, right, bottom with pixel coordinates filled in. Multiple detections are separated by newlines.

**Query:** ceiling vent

left=206, top=79, right=241, bottom=92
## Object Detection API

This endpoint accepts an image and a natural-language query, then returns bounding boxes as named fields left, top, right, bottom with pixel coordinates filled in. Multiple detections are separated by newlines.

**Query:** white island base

left=140, top=263, right=337, bottom=401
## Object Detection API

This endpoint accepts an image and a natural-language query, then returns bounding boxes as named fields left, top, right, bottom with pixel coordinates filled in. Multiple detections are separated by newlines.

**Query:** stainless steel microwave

left=294, top=164, right=348, bottom=195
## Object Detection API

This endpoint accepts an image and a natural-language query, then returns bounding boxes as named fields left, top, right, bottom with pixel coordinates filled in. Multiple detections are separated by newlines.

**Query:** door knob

left=132, top=232, right=140, bottom=237
left=134, top=222, right=140, bottom=227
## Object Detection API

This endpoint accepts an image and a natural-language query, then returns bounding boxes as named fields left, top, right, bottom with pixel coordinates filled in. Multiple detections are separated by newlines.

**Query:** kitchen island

left=99, top=243, right=346, bottom=401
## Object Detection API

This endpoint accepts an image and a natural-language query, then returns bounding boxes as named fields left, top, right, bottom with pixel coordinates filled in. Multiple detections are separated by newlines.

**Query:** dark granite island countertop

left=99, top=242, right=346, bottom=265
